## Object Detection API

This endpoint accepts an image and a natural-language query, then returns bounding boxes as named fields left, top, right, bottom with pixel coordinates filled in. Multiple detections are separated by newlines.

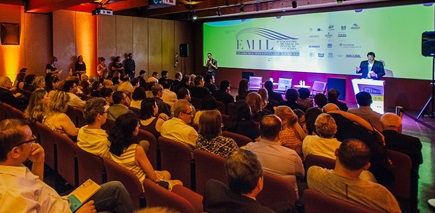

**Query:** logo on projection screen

left=235, top=27, right=300, bottom=56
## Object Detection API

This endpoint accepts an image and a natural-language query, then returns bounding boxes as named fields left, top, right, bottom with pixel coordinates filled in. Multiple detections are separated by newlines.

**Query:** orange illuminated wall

left=75, top=12, right=97, bottom=77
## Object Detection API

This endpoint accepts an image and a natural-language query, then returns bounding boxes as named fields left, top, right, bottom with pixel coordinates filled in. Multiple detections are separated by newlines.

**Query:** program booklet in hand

left=68, top=179, right=101, bottom=212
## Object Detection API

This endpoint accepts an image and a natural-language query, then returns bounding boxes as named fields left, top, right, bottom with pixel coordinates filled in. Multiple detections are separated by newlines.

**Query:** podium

left=351, top=79, right=385, bottom=114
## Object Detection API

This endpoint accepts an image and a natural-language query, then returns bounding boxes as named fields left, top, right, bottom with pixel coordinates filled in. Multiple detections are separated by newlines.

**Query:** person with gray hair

left=308, top=138, right=400, bottom=212
left=302, top=113, right=341, bottom=160
left=246, top=115, right=304, bottom=189
left=161, top=100, right=198, bottom=149
left=381, top=113, right=422, bottom=174
left=152, top=83, right=171, bottom=117
left=203, top=149, right=275, bottom=213
left=0, top=76, right=27, bottom=111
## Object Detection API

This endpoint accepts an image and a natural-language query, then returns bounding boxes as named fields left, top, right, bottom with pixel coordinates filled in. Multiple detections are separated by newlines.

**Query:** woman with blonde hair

left=274, top=106, right=306, bottom=156
left=197, top=110, right=239, bottom=158
left=43, top=91, right=79, bottom=138
left=246, top=92, right=269, bottom=122
left=24, top=89, right=49, bottom=123
left=31, top=76, right=46, bottom=90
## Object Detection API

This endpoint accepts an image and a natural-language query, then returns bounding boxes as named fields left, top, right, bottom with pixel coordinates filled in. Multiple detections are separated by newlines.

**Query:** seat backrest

left=103, top=158, right=145, bottom=209
left=35, top=122, right=57, bottom=170
left=0, top=103, right=6, bottom=120
left=172, top=184, right=204, bottom=213
left=76, top=147, right=106, bottom=185
left=304, top=154, right=335, bottom=171
left=129, top=107, right=141, bottom=118
left=226, top=102, right=235, bottom=116
left=277, top=78, right=292, bottom=91
left=3, top=103, right=24, bottom=119
left=194, top=149, right=227, bottom=195
left=53, top=132, right=78, bottom=187
left=158, top=136, right=194, bottom=189
left=257, top=172, right=297, bottom=211
left=101, top=119, right=115, bottom=132
left=304, top=189, right=377, bottom=213
left=66, top=106, right=86, bottom=127
left=190, top=97, right=202, bottom=110
left=137, top=129, right=159, bottom=170
left=311, top=81, right=327, bottom=95
left=215, top=101, right=226, bottom=115
left=388, top=149, right=412, bottom=199
left=222, top=131, right=252, bottom=147
left=248, top=76, right=263, bottom=91
left=143, top=179, right=196, bottom=213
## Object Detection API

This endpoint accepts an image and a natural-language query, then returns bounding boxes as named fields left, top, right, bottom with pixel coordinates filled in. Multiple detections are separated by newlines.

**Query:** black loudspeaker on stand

left=417, top=32, right=435, bottom=119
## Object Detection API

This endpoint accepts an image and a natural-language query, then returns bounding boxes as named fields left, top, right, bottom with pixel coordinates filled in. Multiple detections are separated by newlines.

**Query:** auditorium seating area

left=1, top=99, right=431, bottom=213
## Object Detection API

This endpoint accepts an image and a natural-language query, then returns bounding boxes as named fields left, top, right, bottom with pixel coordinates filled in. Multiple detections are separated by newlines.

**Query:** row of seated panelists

left=143, top=179, right=203, bottom=213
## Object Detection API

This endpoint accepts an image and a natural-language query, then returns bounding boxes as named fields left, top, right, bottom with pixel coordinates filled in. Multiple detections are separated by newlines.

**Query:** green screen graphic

left=203, top=4, right=434, bottom=80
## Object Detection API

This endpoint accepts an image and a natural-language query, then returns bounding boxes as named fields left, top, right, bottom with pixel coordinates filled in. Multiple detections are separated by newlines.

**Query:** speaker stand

left=417, top=57, right=435, bottom=119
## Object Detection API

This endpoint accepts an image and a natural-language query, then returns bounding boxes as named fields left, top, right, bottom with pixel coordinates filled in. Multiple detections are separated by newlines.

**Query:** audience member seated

left=43, top=91, right=78, bottom=138
left=213, top=80, right=234, bottom=105
left=151, top=83, right=171, bottom=117
left=15, top=68, right=27, bottom=90
left=193, top=95, right=217, bottom=126
left=130, top=87, right=145, bottom=110
left=307, top=139, right=400, bottom=213
left=323, top=103, right=394, bottom=187
left=117, top=76, right=133, bottom=96
left=90, top=81, right=103, bottom=97
left=170, top=71, right=182, bottom=93
left=236, top=79, right=249, bottom=101
left=0, top=119, right=134, bottom=213
left=80, top=74, right=90, bottom=95
left=24, top=89, right=49, bottom=123
left=103, top=88, right=114, bottom=109
left=109, top=113, right=182, bottom=189
left=180, top=75, right=192, bottom=91
left=147, top=72, right=159, bottom=84
left=327, top=89, right=348, bottom=111
left=46, top=76, right=60, bottom=98
left=296, top=88, right=313, bottom=110
left=246, top=92, right=269, bottom=122
left=227, top=100, right=260, bottom=141
left=305, top=107, right=322, bottom=135
left=190, top=75, right=211, bottom=99
left=158, top=70, right=168, bottom=85
left=31, top=76, right=46, bottom=91
left=0, top=76, right=27, bottom=111
left=246, top=115, right=305, bottom=185
left=197, top=110, right=239, bottom=158
left=78, top=98, right=112, bottom=158
left=302, top=113, right=340, bottom=159
left=258, top=88, right=274, bottom=113
left=314, top=93, right=328, bottom=108
left=176, top=87, right=191, bottom=102
left=161, top=100, right=198, bottom=149
left=348, top=92, right=383, bottom=131
left=293, top=109, right=307, bottom=134
left=63, top=80, right=86, bottom=108
left=161, top=79, right=177, bottom=112
left=204, top=74, right=217, bottom=92
left=107, top=91, right=131, bottom=121
left=274, top=106, right=306, bottom=157
left=137, top=70, right=147, bottom=89
left=280, top=89, right=306, bottom=112
left=264, top=80, right=283, bottom=103
left=140, top=98, right=167, bottom=138
left=381, top=113, right=423, bottom=175
left=203, top=149, right=275, bottom=213
left=23, top=74, right=36, bottom=92
left=189, top=74, right=196, bottom=87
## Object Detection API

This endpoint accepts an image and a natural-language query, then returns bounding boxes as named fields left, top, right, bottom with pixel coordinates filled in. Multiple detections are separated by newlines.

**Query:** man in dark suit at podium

left=356, top=52, right=385, bottom=80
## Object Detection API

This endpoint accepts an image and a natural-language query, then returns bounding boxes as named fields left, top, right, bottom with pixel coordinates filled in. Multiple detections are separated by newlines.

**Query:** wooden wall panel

left=174, top=20, right=193, bottom=76
left=97, top=15, right=116, bottom=66
left=75, top=12, right=96, bottom=76
left=53, top=10, right=76, bottom=79
left=162, top=19, right=175, bottom=75
left=148, top=18, right=162, bottom=75
left=23, top=13, right=51, bottom=76
left=132, top=17, right=149, bottom=77
left=115, top=16, right=133, bottom=60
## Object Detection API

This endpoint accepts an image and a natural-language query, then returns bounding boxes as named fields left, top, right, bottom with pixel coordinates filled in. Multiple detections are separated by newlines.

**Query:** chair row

left=0, top=102, right=25, bottom=120
left=303, top=152, right=416, bottom=212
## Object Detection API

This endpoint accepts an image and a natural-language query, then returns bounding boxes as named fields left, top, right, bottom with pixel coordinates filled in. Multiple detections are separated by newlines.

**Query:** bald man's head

left=381, top=113, right=402, bottom=131
left=322, top=103, right=339, bottom=113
